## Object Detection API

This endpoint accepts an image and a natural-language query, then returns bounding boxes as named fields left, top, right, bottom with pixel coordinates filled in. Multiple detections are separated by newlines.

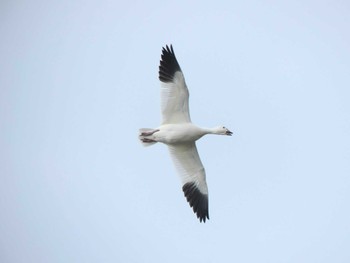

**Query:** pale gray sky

left=1, top=0, right=350, bottom=262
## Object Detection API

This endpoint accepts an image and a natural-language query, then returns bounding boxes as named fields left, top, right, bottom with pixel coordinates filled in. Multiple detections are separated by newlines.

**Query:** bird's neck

left=201, top=127, right=221, bottom=135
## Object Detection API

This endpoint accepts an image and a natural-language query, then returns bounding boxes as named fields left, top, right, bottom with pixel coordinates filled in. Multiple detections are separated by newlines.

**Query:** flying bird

left=139, top=45, right=232, bottom=222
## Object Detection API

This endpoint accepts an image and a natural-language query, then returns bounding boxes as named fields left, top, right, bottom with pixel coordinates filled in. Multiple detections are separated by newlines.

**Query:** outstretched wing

left=159, top=45, right=191, bottom=124
left=168, top=143, right=209, bottom=222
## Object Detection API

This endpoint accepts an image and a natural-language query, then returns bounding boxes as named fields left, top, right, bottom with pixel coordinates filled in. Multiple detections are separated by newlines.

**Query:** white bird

left=139, top=45, right=232, bottom=222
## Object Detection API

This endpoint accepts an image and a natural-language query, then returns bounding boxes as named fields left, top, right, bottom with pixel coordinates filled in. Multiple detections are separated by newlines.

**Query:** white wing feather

left=168, top=143, right=208, bottom=195
left=161, top=71, right=191, bottom=124
left=158, top=45, right=191, bottom=124
left=168, top=142, right=209, bottom=222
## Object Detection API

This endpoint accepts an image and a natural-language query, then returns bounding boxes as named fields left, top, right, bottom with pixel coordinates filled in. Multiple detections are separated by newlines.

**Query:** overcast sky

left=1, top=0, right=350, bottom=262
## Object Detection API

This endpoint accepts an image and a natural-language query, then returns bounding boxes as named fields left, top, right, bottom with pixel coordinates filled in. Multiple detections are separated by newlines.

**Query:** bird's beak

left=226, top=129, right=233, bottom=136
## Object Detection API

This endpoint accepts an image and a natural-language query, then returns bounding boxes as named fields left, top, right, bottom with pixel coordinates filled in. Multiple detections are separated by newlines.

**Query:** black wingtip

left=182, top=182, right=209, bottom=223
left=158, top=44, right=182, bottom=83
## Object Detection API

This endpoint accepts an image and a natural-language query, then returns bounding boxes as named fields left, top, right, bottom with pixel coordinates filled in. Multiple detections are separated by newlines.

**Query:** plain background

left=1, top=0, right=349, bottom=262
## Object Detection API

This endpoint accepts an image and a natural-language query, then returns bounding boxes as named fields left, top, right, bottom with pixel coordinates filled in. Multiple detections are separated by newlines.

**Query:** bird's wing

left=168, top=142, right=209, bottom=222
left=159, top=45, right=191, bottom=124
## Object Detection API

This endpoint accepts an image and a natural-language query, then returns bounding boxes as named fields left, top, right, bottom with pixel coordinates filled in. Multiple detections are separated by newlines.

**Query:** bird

left=139, top=45, right=232, bottom=222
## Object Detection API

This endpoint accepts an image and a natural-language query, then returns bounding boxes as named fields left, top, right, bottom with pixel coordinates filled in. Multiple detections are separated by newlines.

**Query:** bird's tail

left=138, top=128, right=158, bottom=147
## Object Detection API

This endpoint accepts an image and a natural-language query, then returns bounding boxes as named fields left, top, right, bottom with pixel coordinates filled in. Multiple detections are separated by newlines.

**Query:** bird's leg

left=140, top=129, right=159, bottom=136
left=141, top=138, right=156, bottom=143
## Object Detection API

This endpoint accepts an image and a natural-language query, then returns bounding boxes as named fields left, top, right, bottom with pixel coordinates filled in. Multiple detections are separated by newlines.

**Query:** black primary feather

left=159, top=45, right=182, bottom=83
left=182, top=182, right=209, bottom=223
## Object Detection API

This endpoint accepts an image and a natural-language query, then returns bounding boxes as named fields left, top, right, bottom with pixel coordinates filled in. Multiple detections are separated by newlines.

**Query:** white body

left=152, top=123, right=206, bottom=144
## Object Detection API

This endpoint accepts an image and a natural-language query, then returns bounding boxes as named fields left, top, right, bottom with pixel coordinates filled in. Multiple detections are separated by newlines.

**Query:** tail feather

left=139, top=128, right=158, bottom=147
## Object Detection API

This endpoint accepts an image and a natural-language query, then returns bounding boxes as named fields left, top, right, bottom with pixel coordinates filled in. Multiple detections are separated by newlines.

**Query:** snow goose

left=139, top=45, right=232, bottom=222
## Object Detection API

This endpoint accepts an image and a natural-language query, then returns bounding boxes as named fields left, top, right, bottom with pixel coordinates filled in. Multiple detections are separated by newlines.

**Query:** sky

left=1, top=0, right=350, bottom=262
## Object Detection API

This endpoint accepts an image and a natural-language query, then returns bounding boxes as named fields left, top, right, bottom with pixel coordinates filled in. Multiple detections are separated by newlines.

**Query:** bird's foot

left=141, top=138, right=156, bottom=143
left=140, top=129, right=159, bottom=136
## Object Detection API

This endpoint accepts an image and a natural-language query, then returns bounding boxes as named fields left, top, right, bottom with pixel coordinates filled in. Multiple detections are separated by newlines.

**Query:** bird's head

left=215, top=126, right=233, bottom=136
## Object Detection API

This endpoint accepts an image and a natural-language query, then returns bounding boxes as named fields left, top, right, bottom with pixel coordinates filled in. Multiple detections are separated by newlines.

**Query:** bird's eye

left=223, top=126, right=226, bottom=129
